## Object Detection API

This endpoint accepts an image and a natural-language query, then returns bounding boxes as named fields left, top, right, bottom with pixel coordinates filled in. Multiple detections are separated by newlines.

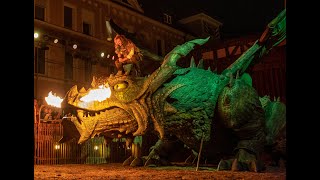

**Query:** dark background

left=140, top=0, right=285, bottom=37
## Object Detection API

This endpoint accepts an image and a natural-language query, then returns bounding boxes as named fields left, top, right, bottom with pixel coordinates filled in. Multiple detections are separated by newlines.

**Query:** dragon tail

left=222, top=9, right=286, bottom=77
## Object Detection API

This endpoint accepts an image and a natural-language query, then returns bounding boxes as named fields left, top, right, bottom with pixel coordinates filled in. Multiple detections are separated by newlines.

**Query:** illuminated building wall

left=34, top=0, right=194, bottom=100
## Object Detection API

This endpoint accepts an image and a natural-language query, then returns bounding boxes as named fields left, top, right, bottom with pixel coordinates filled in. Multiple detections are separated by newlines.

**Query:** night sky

left=139, top=0, right=285, bottom=37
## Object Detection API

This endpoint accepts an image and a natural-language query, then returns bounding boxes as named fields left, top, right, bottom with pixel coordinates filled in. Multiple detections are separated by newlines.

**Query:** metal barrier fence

left=34, top=121, right=130, bottom=165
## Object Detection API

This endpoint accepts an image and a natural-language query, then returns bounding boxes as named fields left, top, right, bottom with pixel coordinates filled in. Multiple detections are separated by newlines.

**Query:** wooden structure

left=190, top=35, right=286, bottom=103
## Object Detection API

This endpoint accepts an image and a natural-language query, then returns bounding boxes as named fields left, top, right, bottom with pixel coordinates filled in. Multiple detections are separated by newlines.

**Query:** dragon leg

left=217, top=79, right=266, bottom=172
left=122, top=135, right=145, bottom=167
left=143, top=134, right=189, bottom=167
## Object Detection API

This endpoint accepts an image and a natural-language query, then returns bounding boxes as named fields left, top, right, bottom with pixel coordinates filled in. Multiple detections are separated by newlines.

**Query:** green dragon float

left=59, top=9, right=286, bottom=172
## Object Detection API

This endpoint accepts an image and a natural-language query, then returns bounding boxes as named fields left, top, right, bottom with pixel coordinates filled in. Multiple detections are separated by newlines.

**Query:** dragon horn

left=190, top=56, right=196, bottom=67
left=145, top=37, right=210, bottom=93
left=91, top=76, right=97, bottom=88
left=197, top=59, right=204, bottom=69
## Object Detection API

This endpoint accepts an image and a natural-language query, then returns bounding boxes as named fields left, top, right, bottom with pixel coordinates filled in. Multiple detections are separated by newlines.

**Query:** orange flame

left=45, top=91, right=63, bottom=108
left=80, top=85, right=111, bottom=102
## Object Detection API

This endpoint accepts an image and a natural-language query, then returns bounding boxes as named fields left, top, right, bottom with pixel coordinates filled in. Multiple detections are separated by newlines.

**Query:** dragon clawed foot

left=122, top=155, right=171, bottom=167
left=184, top=153, right=197, bottom=164
left=217, top=149, right=265, bottom=172
left=122, top=156, right=144, bottom=167
left=183, top=149, right=198, bottom=165
left=143, top=151, right=171, bottom=167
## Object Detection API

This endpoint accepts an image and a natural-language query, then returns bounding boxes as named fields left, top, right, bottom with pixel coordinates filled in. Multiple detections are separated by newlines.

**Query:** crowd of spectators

left=34, top=98, right=62, bottom=123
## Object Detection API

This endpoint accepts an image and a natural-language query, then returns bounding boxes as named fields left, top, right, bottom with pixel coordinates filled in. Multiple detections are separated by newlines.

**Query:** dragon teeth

left=132, top=129, right=140, bottom=136
left=125, top=129, right=131, bottom=134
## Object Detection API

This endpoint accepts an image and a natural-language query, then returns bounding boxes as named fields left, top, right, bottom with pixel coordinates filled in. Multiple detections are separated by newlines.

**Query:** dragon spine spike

left=197, top=59, right=204, bottom=69
left=236, top=70, right=240, bottom=79
left=229, top=73, right=234, bottom=87
left=68, top=85, right=79, bottom=98
left=79, top=87, right=86, bottom=93
left=190, top=56, right=196, bottom=67
left=91, top=76, right=97, bottom=87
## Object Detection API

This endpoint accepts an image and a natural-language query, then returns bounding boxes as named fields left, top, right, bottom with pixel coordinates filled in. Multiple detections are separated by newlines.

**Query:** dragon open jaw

left=77, top=108, right=138, bottom=133
left=70, top=106, right=140, bottom=144
left=63, top=83, right=151, bottom=144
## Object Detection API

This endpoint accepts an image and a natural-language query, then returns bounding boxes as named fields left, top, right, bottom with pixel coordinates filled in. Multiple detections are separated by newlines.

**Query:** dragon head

left=60, top=37, right=210, bottom=144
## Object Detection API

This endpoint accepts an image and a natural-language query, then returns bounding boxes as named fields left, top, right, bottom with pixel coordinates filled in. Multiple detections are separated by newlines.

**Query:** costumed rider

left=114, top=34, right=143, bottom=76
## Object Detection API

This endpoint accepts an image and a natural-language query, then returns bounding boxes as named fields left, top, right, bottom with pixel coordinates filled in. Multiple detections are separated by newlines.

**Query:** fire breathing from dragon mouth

left=45, top=91, right=64, bottom=108
left=80, top=85, right=111, bottom=102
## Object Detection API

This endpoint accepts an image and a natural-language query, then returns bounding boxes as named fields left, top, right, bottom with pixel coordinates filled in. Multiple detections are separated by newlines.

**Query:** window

left=34, top=47, right=45, bottom=74
left=64, top=52, right=73, bottom=79
left=82, top=9, right=94, bottom=36
left=35, top=5, right=45, bottom=21
left=204, top=22, right=213, bottom=34
left=64, top=6, right=73, bottom=29
left=83, top=22, right=91, bottom=35
left=163, top=13, right=172, bottom=24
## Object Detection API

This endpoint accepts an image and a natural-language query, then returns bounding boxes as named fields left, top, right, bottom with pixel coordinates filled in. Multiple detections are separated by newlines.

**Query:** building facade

left=35, top=0, right=283, bottom=106
left=34, top=0, right=211, bottom=101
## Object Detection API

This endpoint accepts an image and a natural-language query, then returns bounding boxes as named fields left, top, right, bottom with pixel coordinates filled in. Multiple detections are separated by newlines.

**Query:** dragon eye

left=114, top=82, right=128, bottom=91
